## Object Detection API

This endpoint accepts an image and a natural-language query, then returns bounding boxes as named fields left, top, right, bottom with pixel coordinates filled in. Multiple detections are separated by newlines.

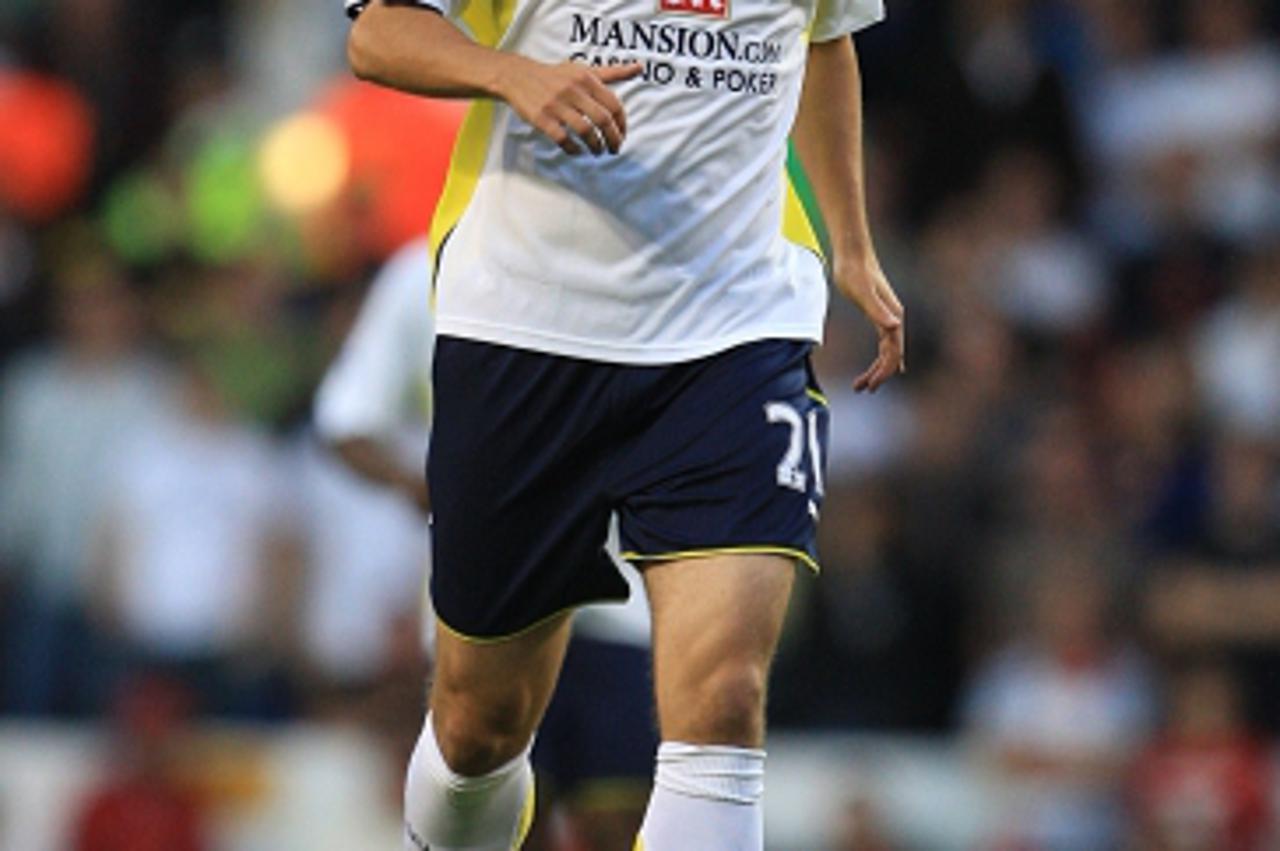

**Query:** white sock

left=638, top=742, right=765, bottom=850
left=403, top=713, right=535, bottom=851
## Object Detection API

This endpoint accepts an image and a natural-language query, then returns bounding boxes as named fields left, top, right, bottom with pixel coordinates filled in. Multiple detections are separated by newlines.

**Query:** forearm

left=347, top=1, right=526, bottom=99
left=791, top=37, right=875, bottom=269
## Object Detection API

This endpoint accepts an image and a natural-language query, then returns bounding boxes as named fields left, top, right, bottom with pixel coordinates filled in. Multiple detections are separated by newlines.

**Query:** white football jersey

left=349, top=0, right=884, bottom=363
left=314, top=239, right=435, bottom=441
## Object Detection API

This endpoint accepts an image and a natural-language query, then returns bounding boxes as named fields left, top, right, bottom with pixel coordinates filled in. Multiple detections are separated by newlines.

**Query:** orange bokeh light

left=317, top=79, right=466, bottom=258
left=0, top=72, right=95, bottom=223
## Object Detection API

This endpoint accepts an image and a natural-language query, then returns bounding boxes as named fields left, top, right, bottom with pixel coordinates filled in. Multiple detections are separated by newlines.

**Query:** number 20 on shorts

left=765, top=401, right=824, bottom=496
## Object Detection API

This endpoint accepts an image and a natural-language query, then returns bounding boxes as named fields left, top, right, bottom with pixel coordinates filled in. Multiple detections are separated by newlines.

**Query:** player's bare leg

left=431, top=615, right=572, bottom=773
left=404, top=613, right=572, bottom=851
left=571, top=802, right=648, bottom=850
left=522, top=788, right=646, bottom=851
left=638, top=554, right=795, bottom=850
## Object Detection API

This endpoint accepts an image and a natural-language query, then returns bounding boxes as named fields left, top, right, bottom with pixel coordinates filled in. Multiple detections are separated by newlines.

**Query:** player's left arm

left=791, top=36, right=905, bottom=392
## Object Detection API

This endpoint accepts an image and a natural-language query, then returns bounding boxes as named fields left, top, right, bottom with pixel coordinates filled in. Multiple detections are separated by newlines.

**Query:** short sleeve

left=345, top=0, right=452, bottom=20
left=810, top=0, right=885, bottom=43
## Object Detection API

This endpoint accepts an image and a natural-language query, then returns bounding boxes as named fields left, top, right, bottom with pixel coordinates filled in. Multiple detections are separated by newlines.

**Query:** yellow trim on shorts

left=426, top=0, right=516, bottom=262
left=805, top=387, right=829, bottom=407
left=621, top=546, right=821, bottom=575
left=435, top=605, right=580, bottom=646
left=634, top=837, right=644, bottom=851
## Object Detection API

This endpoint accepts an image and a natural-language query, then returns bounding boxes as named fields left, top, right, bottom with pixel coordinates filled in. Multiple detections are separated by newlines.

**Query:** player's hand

left=496, top=57, right=643, bottom=156
left=833, top=254, right=905, bottom=393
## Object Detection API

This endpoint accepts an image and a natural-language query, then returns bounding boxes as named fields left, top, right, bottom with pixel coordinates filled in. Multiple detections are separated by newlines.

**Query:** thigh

left=644, top=554, right=795, bottom=746
left=431, top=611, right=574, bottom=747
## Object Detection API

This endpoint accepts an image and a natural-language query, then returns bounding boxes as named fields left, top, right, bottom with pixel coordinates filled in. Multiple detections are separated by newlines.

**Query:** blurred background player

left=312, top=238, right=657, bottom=850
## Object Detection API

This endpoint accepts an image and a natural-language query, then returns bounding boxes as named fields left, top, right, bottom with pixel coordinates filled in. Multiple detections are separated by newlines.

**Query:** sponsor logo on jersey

left=658, top=0, right=729, bottom=21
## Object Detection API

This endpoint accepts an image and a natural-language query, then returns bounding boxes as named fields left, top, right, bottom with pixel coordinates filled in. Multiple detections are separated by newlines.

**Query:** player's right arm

left=346, top=0, right=641, bottom=155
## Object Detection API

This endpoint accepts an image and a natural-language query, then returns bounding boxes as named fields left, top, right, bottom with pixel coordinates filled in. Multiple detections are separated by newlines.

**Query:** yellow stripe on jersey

left=781, top=171, right=823, bottom=260
left=429, top=99, right=495, bottom=261
left=458, top=0, right=518, bottom=45
left=783, top=140, right=828, bottom=261
left=428, top=0, right=517, bottom=261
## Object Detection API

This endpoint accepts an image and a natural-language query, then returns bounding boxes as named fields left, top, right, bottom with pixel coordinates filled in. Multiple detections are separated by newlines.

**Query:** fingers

left=853, top=348, right=886, bottom=393
left=881, top=282, right=906, bottom=373
left=837, top=264, right=907, bottom=392
left=584, top=73, right=629, bottom=139
left=567, top=89, right=623, bottom=154
left=853, top=318, right=906, bottom=394
left=533, top=112, right=582, bottom=155
left=533, top=63, right=639, bottom=156
left=887, top=322, right=906, bottom=375
left=853, top=336, right=902, bottom=393
left=553, top=102, right=607, bottom=155
left=596, top=62, right=645, bottom=84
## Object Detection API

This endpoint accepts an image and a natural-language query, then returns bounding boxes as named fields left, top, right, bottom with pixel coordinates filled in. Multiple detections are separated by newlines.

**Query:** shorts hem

left=621, top=545, right=821, bottom=575
left=434, top=593, right=631, bottom=645
left=435, top=605, right=579, bottom=646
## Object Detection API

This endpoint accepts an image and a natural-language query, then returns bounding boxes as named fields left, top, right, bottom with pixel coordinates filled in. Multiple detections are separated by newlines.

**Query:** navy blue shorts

left=532, top=636, right=657, bottom=798
left=428, top=337, right=829, bottom=640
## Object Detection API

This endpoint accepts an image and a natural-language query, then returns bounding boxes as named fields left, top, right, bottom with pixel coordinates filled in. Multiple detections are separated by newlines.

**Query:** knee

left=432, top=688, right=536, bottom=776
left=685, top=661, right=768, bottom=745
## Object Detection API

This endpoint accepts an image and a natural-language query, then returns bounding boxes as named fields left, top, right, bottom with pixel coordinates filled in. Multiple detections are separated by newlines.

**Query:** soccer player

left=314, top=239, right=658, bottom=849
left=344, top=0, right=905, bottom=848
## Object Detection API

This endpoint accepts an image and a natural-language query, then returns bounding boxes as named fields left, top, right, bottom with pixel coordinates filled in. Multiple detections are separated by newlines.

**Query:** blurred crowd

left=3, top=0, right=1280, bottom=848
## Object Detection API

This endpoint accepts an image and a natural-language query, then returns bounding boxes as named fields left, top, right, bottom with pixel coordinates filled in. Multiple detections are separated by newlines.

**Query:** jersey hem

left=433, top=317, right=824, bottom=365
